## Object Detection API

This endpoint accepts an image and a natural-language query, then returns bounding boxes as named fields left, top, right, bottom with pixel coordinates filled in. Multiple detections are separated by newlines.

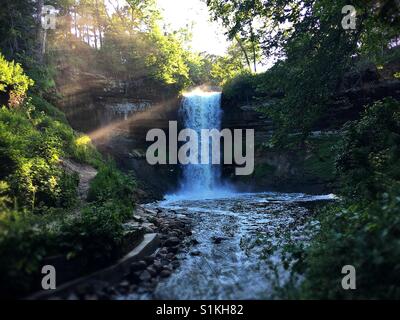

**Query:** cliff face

left=221, top=102, right=337, bottom=194
left=54, top=60, right=400, bottom=197
left=221, top=62, right=400, bottom=194
left=55, top=69, right=182, bottom=201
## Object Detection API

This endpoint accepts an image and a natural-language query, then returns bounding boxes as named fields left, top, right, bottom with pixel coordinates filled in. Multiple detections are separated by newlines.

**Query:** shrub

left=300, top=191, right=400, bottom=299
left=294, top=98, right=400, bottom=299
left=88, top=162, right=136, bottom=210
left=336, top=98, right=400, bottom=201
left=58, top=203, right=126, bottom=272
left=222, top=72, right=256, bottom=104
left=0, top=54, right=34, bottom=107
left=0, top=210, right=58, bottom=298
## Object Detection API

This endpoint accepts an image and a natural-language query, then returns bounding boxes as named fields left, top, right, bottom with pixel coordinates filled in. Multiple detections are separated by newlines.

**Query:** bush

left=88, top=162, right=136, bottom=209
left=0, top=209, right=58, bottom=298
left=0, top=105, right=80, bottom=210
left=0, top=53, right=34, bottom=107
left=300, top=191, right=400, bottom=299
left=0, top=54, right=137, bottom=299
left=58, top=202, right=126, bottom=272
left=222, top=72, right=256, bottom=104
left=293, top=98, right=400, bottom=299
left=336, top=98, right=400, bottom=201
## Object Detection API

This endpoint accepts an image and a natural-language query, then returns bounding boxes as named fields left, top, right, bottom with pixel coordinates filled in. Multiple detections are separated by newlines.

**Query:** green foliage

left=0, top=209, right=58, bottom=298
left=0, top=98, right=103, bottom=210
left=302, top=136, right=338, bottom=182
left=88, top=162, right=136, bottom=213
left=223, top=72, right=256, bottom=102
left=29, top=95, right=68, bottom=123
left=213, top=0, right=398, bottom=141
left=336, top=98, right=400, bottom=200
left=0, top=54, right=34, bottom=106
left=299, top=192, right=400, bottom=299
left=146, top=27, right=191, bottom=90
left=290, top=99, right=400, bottom=299
left=0, top=31, right=139, bottom=299
left=58, top=202, right=126, bottom=272
left=0, top=198, right=132, bottom=298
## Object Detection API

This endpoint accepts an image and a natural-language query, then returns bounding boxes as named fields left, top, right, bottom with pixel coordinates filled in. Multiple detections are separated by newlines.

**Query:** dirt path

left=60, top=158, right=98, bottom=200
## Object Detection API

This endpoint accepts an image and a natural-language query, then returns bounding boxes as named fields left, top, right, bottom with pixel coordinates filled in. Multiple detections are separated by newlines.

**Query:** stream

left=121, top=192, right=334, bottom=300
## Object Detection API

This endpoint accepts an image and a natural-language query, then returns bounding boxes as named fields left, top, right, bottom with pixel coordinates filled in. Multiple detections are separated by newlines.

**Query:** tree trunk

left=36, top=0, right=45, bottom=63
left=235, top=35, right=252, bottom=71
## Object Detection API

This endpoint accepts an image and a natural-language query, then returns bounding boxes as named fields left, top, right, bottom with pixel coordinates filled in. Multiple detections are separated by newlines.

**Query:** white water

left=177, top=91, right=229, bottom=197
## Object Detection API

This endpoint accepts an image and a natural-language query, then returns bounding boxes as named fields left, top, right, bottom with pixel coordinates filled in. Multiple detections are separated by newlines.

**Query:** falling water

left=178, top=91, right=222, bottom=196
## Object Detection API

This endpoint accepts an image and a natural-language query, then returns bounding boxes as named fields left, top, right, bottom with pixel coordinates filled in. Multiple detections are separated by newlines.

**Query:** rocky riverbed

left=53, top=192, right=334, bottom=300
left=120, top=192, right=335, bottom=300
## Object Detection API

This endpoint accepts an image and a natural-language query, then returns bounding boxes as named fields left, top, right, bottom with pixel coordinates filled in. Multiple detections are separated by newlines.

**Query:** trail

left=60, top=158, right=98, bottom=200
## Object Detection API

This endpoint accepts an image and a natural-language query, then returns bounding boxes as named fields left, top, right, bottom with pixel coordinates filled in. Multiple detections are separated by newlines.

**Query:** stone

left=139, top=270, right=152, bottom=282
left=166, top=253, right=175, bottom=260
left=211, top=236, right=227, bottom=244
left=159, top=247, right=168, bottom=254
left=144, top=255, right=155, bottom=265
left=132, top=215, right=143, bottom=222
left=147, top=266, right=158, bottom=277
left=164, top=237, right=180, bottom=247
left=153, top=260, right=163, bottom=271
left=130, top=260, right=147, bottom=272
left=167, top=246, right=179, bottom=254
left=190, top=250, right=202, bottom=256
left=160, top=270, right=171, bottom=278
left=144, top=208, right=158, bottom=215
left=119, top=280, right=129, bottom=288
left=119, top=280, right=130, bottom=291
left=67, top=293, right=79, bottom=300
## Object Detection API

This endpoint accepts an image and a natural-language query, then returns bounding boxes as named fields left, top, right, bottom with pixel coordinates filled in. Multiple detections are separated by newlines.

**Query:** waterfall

left=178, top=91, right=222, bottom=196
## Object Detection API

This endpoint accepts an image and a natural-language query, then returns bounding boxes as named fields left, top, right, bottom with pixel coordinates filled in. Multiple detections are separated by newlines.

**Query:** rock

left=120, top=280, right=130, bottom=286
left=153, top=260, right=163, bottom=271
left=168, top=231, right=179, bottom=238
left=119, top=280, right=130, bottom=292
left=164, top=237, right=180, bottom=247
left=166, top=252, right=175, bottom=260
left=190, top=239, right=200, bottom=245
left=190, top=250, right=202, bottom=256
left=139, top=270, right=152, bottom=282
left=171, top=260, right=180, bottom=269
left=67, top=293, right=79, bottom=300
left=144, top=208, right=158, bottom=215
left=167, top=246, right=179, bottom=254
left=128, top=271, right=141, bottom=283
left=159, top=246, right=169, bottom=254
left=160, top=270, right=171, bottom=278
left=130, top=260, right=147, bottom=272
left=132, top=215, right=143, bottom=222
left=129, top=284, right=138, bottom=292
left=144, top=280, right=157, bottom=291
left=104, top=286, right=117, bottom=295
left=211, top=236, right=227, bottom=244
left=147, top=266, right=158, bottom=277
left=144, top=255, right=155, bottom=265
left=142, top=225, right=155, bottom=233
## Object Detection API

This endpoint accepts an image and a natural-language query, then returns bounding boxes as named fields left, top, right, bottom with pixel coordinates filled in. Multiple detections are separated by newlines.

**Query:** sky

left=156, top=0, right=230, bottom=56
left=106, top=0, right=230, bottom=56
